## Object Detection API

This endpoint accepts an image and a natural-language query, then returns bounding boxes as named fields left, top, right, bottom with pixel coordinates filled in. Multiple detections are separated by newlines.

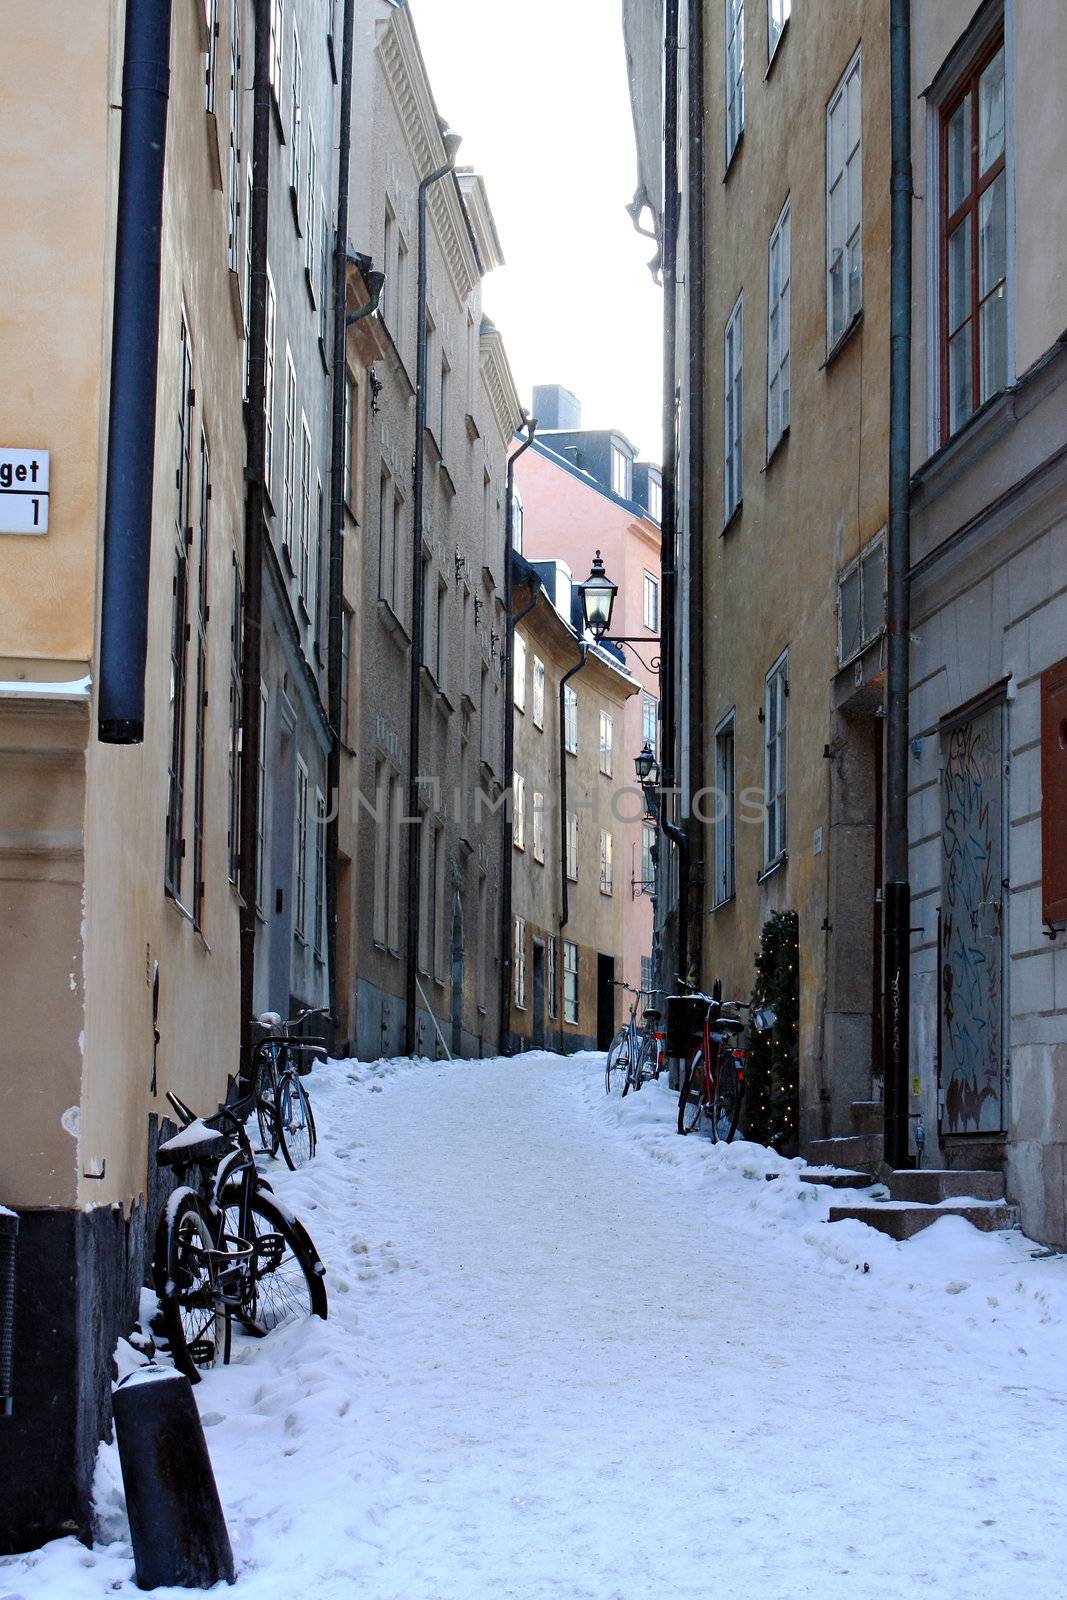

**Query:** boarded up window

left=1041, top=657, right=1067, bottom=924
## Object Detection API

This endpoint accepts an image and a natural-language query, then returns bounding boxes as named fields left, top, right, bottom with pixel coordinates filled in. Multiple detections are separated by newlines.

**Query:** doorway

left=450, top=894, right=464, bottom=1058
left=532, top=940, right=546, bottom=1048
left=596, top=953, right=616, bottom=1050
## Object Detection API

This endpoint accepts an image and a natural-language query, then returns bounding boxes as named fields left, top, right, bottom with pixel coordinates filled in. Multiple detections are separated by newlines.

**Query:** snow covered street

left=6, top=1050, right=1067, bottom=1599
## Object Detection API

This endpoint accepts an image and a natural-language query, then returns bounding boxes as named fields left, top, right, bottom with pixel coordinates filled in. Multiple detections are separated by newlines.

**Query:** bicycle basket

left=664, top=995, right=710, bottom=1057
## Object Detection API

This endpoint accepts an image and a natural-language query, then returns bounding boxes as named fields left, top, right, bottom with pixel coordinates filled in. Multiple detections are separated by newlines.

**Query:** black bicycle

left=251, top=1007, right=326, bottom=1169
left=153, top=1083, right=327, bottom=1382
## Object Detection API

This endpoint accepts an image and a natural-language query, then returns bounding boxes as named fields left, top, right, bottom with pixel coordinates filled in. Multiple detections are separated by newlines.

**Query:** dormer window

left=611, top=441, right=632, bottom=500
left=648, top=471, right=662, bottom=523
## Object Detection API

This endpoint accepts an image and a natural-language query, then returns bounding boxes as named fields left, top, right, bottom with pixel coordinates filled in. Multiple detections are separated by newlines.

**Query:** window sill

left=289, top=184, right=302, bottom=235
left=318, top=334, right=330, bottom=376
left=712, top=891, right=736, bottom=912
left=465, top=412, right=481, bottom=443
left=823, top=309, right=864, bottom=371
left=765, top=16, right=790, bottom=77
left=377, top=596, right=410, bottom=646
left=763, top=426, right=789, bottom=473
left=204, top=110, right=224, bottom=192
left=326, top=30, right=338, bottom=83
left=721, top=499, right=743, bottom=537
left=270, top=91, right=284, bottom=144
left=164, top=887, right=195, bottom=926
left=227, top=268, right=244, bottom=341
left=304, top=266, right=317, bottom=312
left=723, top=128, right=744, bottom=183
left=757, top=852, right=788, bottom=885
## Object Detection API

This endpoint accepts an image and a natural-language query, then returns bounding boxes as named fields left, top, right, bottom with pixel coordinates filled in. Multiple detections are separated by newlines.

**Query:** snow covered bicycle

left=605, top=983, right=664, bottom=1095
left=251, top=1006, right=325, bottom=1168
left=153, top=1082, right=327, bottom=1382
left=672, top=979, right=775, bottom=1140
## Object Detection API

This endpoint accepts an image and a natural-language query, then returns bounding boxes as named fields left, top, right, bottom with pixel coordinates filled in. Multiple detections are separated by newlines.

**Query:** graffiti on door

left=940, top=705, right=1005, bottom=1134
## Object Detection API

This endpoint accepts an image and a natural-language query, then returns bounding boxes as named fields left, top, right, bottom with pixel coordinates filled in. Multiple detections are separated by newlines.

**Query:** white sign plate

left=0, top=449, right=50, bottom=535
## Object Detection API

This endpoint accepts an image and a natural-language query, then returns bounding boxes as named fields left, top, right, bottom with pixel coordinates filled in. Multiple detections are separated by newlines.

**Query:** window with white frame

left=514, top=917, right=527, bottom=1008
left=532, top=790, right=545, bottom=863
left=289, top=25, right=301, bottom=195
left=269, top=0, right=283, bottom=100
left=764, top=652, right=788, bottom=864
left=767, top=200, right=791, bottom=454
left=827, top=49, right=863, bottom=350
left=319, top=197, right=330, bottom=346
left=611, top=441, right=632, bottom=500
left=532, top=656, right=545, bottom=729
left=768, top=0, right=790, bottom=59
left=725, top=0, right=745, bottom=164
left=564, top=685, right=578, bottom=754
left=226, top=1, right=240, bottom=274
left=547, top=934, right=558, bottom=1018
left=514, top=632, right=527, bottom=712
left=724, top=293, right=744, bottom=521
left=512, top=771, right=526, bottom=850
left=342, top=369, right=354, bottom=506
left=714, top=714, right=736, bottom=905
left=512, top=489, right=524, bottom=555
left=205, top=0, right=219, bottom=113
left=295, top=756, right=309, bottom=941
left=264, top=267, right=276, bottom=489
left=378, top=464, right=402, bottom=614
left=304, top=117, right=316, bottom=277
left=648, top=472, right=662, bottom=523
left=643, top=693, right=658, bottom=759
left=599, top=711, right=614, bottom=776
left=282, top=347, right=297, bottom=559
left=299, top=414, right=312, bottom=602
left=566, top=811, right=578, bottom=881
left=643, top=571, right=660, bottom=632
left=599, top=831, right=614, bottom=896
left=563, top=940, right=579, bottom=1023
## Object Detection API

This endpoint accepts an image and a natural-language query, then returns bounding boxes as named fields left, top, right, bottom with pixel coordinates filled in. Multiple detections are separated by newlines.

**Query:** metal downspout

left=237, top=0, right=272, bottom=1080
left=884, top=0, right=914, bottom=1169
left=558, top=645, right=589, bottom=934
left=325, top=0, right=356, bottom=1038
left=98, top=0, right=174, bottom=744
left=684, top=0, right=706, bottom=985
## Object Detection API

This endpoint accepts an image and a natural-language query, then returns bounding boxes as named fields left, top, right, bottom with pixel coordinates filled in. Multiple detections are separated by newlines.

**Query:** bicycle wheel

left=711, top=1054, right=744, bottom=1145
left=632, top=1033, right=658, bottom=1092
left=277, top=1072, right=316, bottom=1169
left=222, top=1189, right=327, bottom=1336
left=254, top=1050, right=280, bottom=1156
left=605, top=1029, right=629, bottom=1094
left=677, top=1051, right=707, bottom=1136
left=154, top=1192, right=225, bottom=1384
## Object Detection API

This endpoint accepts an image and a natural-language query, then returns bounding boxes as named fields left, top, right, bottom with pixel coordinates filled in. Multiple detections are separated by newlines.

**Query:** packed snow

left=4, top=1050, right=1067, bottom=1598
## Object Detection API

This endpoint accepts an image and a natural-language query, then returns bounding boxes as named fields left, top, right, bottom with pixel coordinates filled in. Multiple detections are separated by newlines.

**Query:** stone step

left=889, top=1169, right=1005, bottom=1205
left=827, top=1199, right=1020, bottom=1241
left=799, top=1168, right=878, bottom=1190
left=851, top=1100, right=884, bottom=1136
left=806, top=1133, right=883, bottom=1174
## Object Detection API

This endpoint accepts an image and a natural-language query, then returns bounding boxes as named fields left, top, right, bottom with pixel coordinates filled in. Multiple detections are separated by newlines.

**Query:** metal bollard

left=113, top=1366, right=235, bottom=1589
left=0, top=1209, right=15, bottom=1417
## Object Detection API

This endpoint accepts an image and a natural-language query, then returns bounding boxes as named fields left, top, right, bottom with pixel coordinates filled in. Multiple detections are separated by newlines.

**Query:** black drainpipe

left=683, top=0, right=706, bottom=985
left=325, top=0, right=356, bottom=1036
left=237, top=0, right=272, bottom=1079
left=403, top=146, right=459, bottom=1057
left=884, top=0, right=914, bottom=1169
left=497, top=419, right=537, bottom=1050
left=558, top=644, right=589, bottom=933
left=98, top=0, right=174, bottom=745
left=658, top=0, right=689, bottom=987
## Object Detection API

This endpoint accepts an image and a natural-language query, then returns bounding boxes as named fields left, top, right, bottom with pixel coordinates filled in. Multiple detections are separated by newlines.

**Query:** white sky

left=409, top=0, right=664, bottom=461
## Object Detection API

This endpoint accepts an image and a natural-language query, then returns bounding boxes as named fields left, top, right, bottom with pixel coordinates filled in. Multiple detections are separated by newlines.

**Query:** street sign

left=0, top=449, right=50, bottom=534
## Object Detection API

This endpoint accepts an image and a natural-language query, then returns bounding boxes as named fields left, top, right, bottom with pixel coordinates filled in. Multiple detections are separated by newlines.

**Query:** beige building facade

left=0, top=0, right=244, bottom=1549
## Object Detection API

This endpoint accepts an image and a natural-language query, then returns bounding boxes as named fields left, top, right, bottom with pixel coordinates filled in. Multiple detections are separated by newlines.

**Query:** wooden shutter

left=1041, top=657, right=1067, bottom=924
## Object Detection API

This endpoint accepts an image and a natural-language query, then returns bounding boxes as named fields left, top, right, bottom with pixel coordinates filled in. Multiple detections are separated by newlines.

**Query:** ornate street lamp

left=578, top=550, right=619, bottom=642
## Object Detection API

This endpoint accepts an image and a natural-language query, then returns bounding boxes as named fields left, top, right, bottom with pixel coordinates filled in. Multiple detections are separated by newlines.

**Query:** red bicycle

left=670, top=980, right=775, bottom=1141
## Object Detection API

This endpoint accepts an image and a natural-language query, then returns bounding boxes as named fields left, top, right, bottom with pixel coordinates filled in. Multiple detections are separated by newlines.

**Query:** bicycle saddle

left=710, top=1015, right=746, bottom=1039
left=643, top=1009, right=661, bottom=1023
left=157, top=1117, right=231, bottom=1169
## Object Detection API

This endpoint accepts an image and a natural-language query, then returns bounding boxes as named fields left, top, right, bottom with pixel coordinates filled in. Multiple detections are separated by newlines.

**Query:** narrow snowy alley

left=6, top=1052, right=1067, bottom=1600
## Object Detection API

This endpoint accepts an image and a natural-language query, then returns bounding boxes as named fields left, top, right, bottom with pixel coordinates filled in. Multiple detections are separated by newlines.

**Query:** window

left=764, top=652, right=788, bottom=865
left=372, top=762, right=398, bottom=948
left=340, top=606, right=352, bottom=744
left=512, top=489, right=524, bottom=555
left=304, top=117, right=317, bottom=276
left=264, top=266, right=276, bottom=489
left=599, top=710, right=614, bottom=776
left=643, top=693, right=658, bottom=760
left=642, top=821, right=657, bottom=896
left=435, top=580, right=447, bottom=689
left=827, top=49, right=863, bottom=350
left=514, top=632, right=527, bottom=712
left=532, top=791, right=545, bottom=863
left=564, top=685, right=578, bottom=754
left=767, top=200, right=791, bottom=454
left=299, top=414, right=312, bottom=602
left=228, top=552, right=243, bottom=885
left=378, top=464, right=397, bottom=610
left=295, top=757, right=309, bottom=941
left=314, top=477, right=325, bottom=648
left=438, top=353, right=449, bottom=457
left=313, top=787, right=326, bottom=959
left=1040, top=657, right=1067, bottom=924
left=838, top=534, right=886, bottom=665
left=563, top=941, right=579, bottom=1024
left=205, top=0, right=219, bottom=113
left=611, top=442, right=632, bottom=500
left=268, top=0, right=283, bottom=99
left=166, top=316, right=193, bottom=899
left=282, top=347, right=297, bottom=560
left=226, top=0, right=240, bottom=274
left=940, top=35, right=1007, bottom=440
left=768, top=0, right=790, bottom=59
left=289, top=26, right=302, bottom=196
left=191, top=430, right=211, bottom=927
left=479, top=662, right=490, bottom=765
left=342, top=369, right=354, bottom=506
left=319, top=197, right=330, bottom=347
left=714, top=714, right=736, bottom=905
left=382, top=202, right=396, bottom=329
left=643, top=571, right=660, bottom=633
left=512, top=771, right=526, bottom=850
left=724, top=293, right=743, bottom=522
left=547, top=934, right=558, bottom=1018
left=648, top=472, right=662, bottom=523
left=599, top=831, right=614, bottom=896
left=394, top=237, right=408, bottom=355
left=566, top=812, right=579, bottom=881
left=532, top=657, right=545, bottom=729
left=255, top=686, right=267, bottom=912
left=476, top=876, right=488, bottom=1012
left=243, top=164, right=253, bottom=393
left=514, top=917, right=527, bottom=1008
left=431, top=822, right=446, bottom=983
left=641, top=955, right=655, bottom=1004
left=725, top=0, right=745, bottom=163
